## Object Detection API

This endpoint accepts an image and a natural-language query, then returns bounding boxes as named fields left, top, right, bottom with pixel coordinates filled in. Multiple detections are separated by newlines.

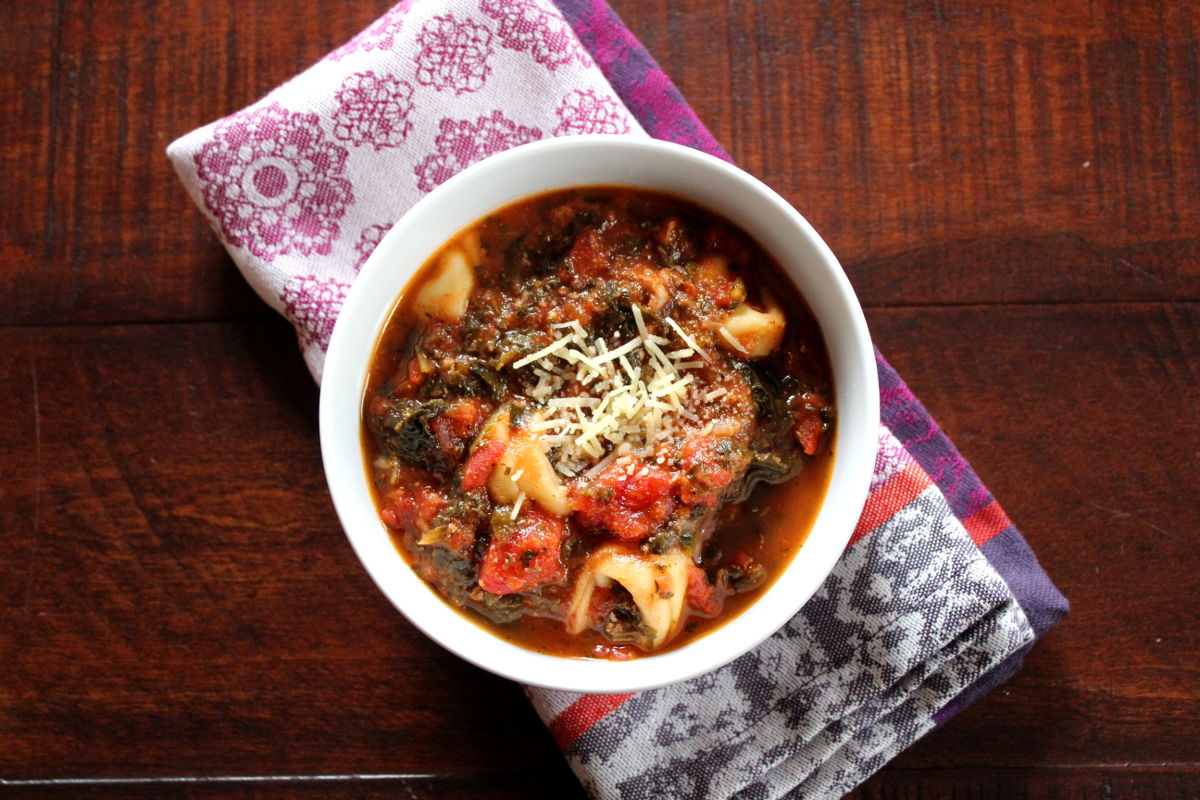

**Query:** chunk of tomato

left=397, top=356, right=426, bottom=394
left=478, top=506, right=566, bottom=595
left=590, top=643, right=640, bottom=660
left=380, top=484, right=447, bottom=533
left=571, top=460, right=677, bottom=542
left=461, top=438, right=507, bottom=490
left=792, top=395, right=826, bottom=456
left=686, top=565, right=723, bottom=616
left=562, top=228, right=609, bottom=289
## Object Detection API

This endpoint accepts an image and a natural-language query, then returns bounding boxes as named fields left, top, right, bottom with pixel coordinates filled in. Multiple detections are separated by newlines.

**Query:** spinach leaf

left=372, top=397, right=451, bottom=473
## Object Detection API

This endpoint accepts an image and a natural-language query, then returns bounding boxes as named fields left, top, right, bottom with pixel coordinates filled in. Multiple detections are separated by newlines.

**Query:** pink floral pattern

left=332, top=71, right=415, bottom=150
left=193, top=103, right=354, bottom=262
left=480, top=0, right=588, bottom=71
left=553, top=89, right=631, bottom=135
left=414, top=14, right=494, bottom=95
left=281, top=275, right=351, bottom=351
left=355, top=222, right=393, bottom=271
left=327, top=2, right=413, bottom=62
left=414, top=110, right=542, bottom=192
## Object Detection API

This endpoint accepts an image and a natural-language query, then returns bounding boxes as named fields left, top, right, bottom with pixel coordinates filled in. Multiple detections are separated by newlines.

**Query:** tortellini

left=415, top=246, right=476, bottom=322
left=488, top=421, right=571, bottom=516
left=566, top=543, right=692, bottom=649
left=716, top=293, right=785, bottom=357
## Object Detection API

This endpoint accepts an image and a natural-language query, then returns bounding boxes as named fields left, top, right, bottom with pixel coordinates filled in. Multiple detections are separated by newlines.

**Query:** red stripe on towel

left=550, top=693, right=636, bottom=749
left=962, top=499, right=1012, bottom=546
left=849, top=463, right=933, bottom=547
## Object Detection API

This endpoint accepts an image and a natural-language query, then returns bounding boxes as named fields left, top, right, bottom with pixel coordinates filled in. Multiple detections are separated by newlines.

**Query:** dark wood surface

left=1, top=0, right=1196, bottom=797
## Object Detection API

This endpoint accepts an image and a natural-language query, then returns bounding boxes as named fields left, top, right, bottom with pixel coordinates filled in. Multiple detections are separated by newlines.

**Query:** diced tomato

left=678, top=436, right=736, bottom=506
left=792, top=393, right=827, bottom=456
left=430, top=399, right=483, bottom=460
left=461, top=438, right=507, bottom=490
left=620, top=465, right=676, bottom=507
left=416, top=487, right=447, bottom=527
left=441, top=519, right=478, bottom=555
left=404, top=356, right=426, bottom=391
left=571, top=459, right=677, bottom=542
left=431, top=418, right=459, bottom=458
left=380, top=503, right=404, bottom=530
left=388, top=355, right=426, bottom=396
left=444, top=398, right=482, bottom=427
left=686, top=565, right=723, bottom=616
left=702, top=278, right=735, bottom=310
left=478, top=506, right=566, bottom=595
left=380, top=484, right=447, bottom=533
left=590, top=642, right=640, bottom=660
left=794, top=412, right=822, bottom=455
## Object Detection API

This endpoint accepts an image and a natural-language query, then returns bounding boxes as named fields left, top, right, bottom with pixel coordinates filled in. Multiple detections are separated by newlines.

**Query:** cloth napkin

left=167, top=1, right=1069, bottom=796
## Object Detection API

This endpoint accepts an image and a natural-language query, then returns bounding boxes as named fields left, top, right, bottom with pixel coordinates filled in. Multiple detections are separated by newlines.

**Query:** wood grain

left=0, top=775, right=585, bottom=799
left=626, top=0, right=1200, bottom=305
left=1, top=0, right=1196, bottom=325
left=854, top=767, right=1200, bottom=799
left=1, top=0, right=1197, bottom=796
left=0, top=322, right=575, bottom=784
left=8, top=768, right=1200, bottom=800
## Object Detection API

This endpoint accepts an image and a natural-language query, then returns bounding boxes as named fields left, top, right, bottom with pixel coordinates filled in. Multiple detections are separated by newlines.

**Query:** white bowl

left=320, top=135, right=878, bottom=693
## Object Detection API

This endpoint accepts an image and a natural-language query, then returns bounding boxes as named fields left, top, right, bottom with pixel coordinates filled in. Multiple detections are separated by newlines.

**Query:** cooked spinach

left=492, top=329, right=550, bottom=370
left=733, top=360, right=790, bottom=424
left=503, top=210, right=597, bottom=278
left=372, top=397, right=451, bottom=473
left=432, top=355, right=507, bottom=400
left=432, top=489, right=490, bottom=531
left=600, top=583, right=653, bottom=647
left=717, top=560, right=766, bottom=594
left=729, top=451, right=800, bottom=504
left=592, top=287, right=638, bottom=339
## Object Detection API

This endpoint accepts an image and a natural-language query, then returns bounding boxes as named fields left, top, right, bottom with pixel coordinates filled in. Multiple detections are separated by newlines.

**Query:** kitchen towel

left=167, top=1, right=1068, bottom=796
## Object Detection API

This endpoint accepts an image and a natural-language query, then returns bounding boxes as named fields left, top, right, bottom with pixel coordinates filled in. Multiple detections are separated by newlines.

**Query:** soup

left=362, top=187, right=834, bottom=660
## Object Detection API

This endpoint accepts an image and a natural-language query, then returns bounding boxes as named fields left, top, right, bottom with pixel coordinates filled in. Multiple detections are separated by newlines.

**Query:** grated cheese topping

left=511, top=306, right=721, bottom=476
left=510, top=491, right=526, bottom=520
left=718, top=324, right=750, bottom=355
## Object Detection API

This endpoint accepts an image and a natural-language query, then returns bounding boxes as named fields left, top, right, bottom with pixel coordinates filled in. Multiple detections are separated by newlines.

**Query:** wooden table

left=2, top=1, right=1197, bottom=797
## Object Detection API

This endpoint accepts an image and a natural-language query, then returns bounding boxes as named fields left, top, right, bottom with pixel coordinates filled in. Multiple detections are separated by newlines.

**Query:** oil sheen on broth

left=362, top=187, right=834, bottom=660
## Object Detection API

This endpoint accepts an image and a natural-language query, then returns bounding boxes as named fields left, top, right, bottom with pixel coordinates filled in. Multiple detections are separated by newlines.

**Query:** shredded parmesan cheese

left=509, top=308, right=730, bottom=476
left=512, top=338, right=571, bottom=370
left=718, top=325, right=750, bottom=355
left=631, top=304, right=650, bottom=339
left=665, top=316, right=708, bottom=358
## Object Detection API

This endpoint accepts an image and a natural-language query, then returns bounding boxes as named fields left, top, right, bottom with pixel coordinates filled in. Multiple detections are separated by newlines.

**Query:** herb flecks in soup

left=363, top=188, right=834, bottom=660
